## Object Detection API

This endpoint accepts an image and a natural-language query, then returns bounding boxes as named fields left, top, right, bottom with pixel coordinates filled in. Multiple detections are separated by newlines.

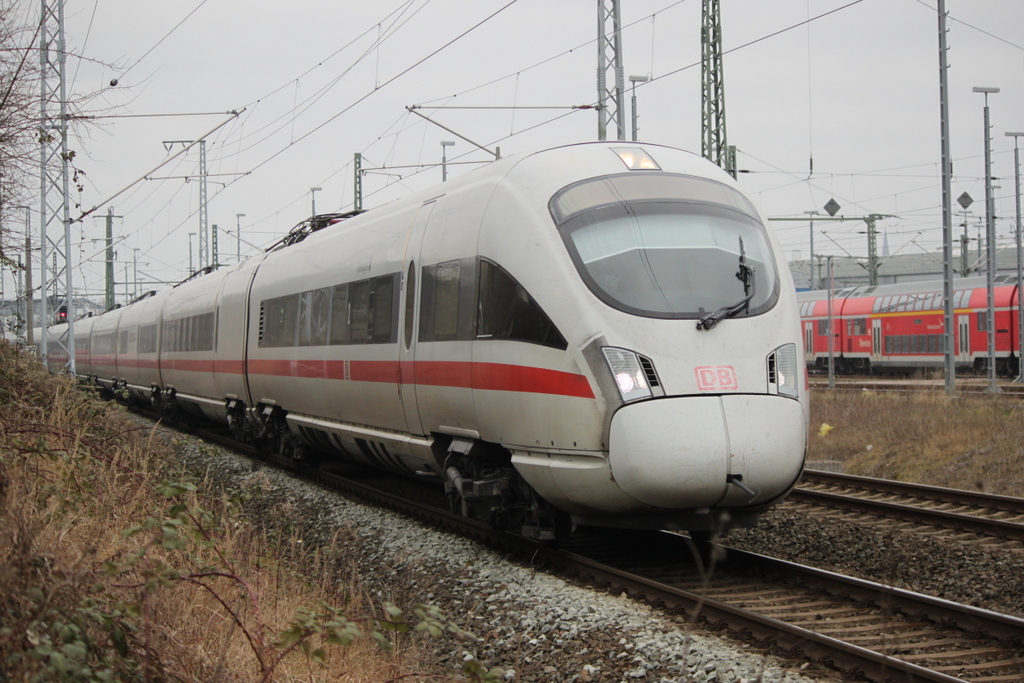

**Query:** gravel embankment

left=150, top=422, right=828, bottom=683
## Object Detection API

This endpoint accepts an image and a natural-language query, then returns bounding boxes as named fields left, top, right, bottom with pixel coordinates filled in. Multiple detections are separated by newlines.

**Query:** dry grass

left=810, top=388, right=1024, bottom=496
left=0, top=343, right=472, bottom=682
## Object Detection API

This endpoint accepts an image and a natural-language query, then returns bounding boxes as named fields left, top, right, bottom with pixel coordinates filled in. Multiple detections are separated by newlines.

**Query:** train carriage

left=32, top=142, right=809, bottom=540
left=798, top=275, right=1021, bottom=375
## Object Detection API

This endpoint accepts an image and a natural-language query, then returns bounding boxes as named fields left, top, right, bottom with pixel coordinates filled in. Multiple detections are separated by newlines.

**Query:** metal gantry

left=38, top=0, right=75, bottom=372
left=163, top=139, right=209, bottom=269
left=768, top=213, right=896, bottom=287
left=701, top=0, right=734, bottom=178
left=597, top=0, right=625, bottom=141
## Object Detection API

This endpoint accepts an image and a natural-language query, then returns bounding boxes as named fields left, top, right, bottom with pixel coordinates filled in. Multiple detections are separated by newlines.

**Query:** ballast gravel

left=158, top=428, right=826, bottom=683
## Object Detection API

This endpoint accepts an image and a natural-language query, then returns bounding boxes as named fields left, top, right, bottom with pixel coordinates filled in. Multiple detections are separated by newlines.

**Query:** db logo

left=695, top=366, right=738, bottom=391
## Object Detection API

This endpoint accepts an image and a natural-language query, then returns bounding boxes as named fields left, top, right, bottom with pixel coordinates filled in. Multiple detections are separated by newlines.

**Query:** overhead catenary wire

left=114, top=0, right=212, bottom=84
left=72, top=0, right=1016, bottom=291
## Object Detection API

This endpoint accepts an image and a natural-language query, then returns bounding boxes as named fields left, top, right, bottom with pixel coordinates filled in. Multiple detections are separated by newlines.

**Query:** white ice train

left=35, top=142, right=808, bottom=540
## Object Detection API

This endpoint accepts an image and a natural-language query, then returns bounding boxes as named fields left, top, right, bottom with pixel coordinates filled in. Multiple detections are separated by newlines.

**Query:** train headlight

left=769, top=343, right=799, bottom=399
left=602, top=347, right=652, bottom=402
left=612, top=147, right=660, bottom=170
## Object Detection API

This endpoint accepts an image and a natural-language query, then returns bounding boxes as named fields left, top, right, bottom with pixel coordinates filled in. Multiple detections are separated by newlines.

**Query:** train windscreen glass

left=550, top=173, right=780, bottom=320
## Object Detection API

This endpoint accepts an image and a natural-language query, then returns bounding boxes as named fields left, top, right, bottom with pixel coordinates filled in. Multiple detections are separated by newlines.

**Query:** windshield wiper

left=696, top=237, right=756, bottom=331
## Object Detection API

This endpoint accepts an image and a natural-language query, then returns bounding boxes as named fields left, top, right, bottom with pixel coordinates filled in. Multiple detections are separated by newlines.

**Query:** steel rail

left=790, top=488, right=1024, bottom=542
left=796, top=470, right=1024, bottom=542
left=802, top=470, right=1024, bottom=515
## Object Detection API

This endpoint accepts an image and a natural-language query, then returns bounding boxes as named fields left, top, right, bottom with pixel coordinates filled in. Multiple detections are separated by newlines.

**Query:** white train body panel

left=33, top=142, right=807, bottom=532
left=119, top=294, right=167, bottom=399
left=213, top=257, right=264, bottom=404
left=86, top=309, right=119, bottom=386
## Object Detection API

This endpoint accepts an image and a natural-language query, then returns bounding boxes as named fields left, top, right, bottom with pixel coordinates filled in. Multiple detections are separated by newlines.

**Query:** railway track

left=175, top=419, right=1024, bottom=683
left=809, top=379, right=1024, bottom=397
left=795, top=470, right=1024, bottom=546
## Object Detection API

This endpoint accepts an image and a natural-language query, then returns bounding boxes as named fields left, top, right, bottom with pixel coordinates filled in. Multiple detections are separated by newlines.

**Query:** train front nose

left=608, top=395, right=806, bottom=510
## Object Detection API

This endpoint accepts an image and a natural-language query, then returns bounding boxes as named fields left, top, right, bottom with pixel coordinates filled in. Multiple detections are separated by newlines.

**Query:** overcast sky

left=11, top=0, right=1024, bottom=302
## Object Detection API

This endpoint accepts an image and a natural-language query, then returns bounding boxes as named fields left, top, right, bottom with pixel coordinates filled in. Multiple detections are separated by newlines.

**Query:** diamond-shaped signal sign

left=823, top=198, right=841, bottom=217
left=957, top=192, right=973, bottom=210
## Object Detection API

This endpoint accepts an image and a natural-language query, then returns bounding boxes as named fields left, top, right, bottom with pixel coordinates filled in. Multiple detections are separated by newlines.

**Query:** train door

left=871, top=318, right=882, bottom=364
left=398, top=201, right=436, bottom=436
left=804, top=322, right=813, bottom=364
left=957, top=314, right=971, bottom=363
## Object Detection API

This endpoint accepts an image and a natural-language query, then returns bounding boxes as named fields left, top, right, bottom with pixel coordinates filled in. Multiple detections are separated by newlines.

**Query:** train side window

left=260, top=295, right=299, bottom=347
left=914, top=296, right=924, bottom=312
left=299, top=288, right=331, bottom=346
left=404, top=262, right=416, bottom=350
left=419, top=259, right=477, bottom=342
left=434, top=260, right=460, bottom=340
left=372, top=275, right=396, bottom=344
left=350, top=280, right=370, bottom=343
left=139, top=325, right=157, bottom=354
left=93, top=333, right=114, bottom=356
left=977, top=311, right=988, bottom=332
left=477, top=259, right=568, bottom=350
left=196, top=312, right=215, bottom=351
left=884, top=336, right=892, bottom=354
left=119, top=330, right=129, bottom=354
left=161, top=320, right=172, bottom=352
left=330, top=284, right=350, bottom=345
left=817, top=319, right=829, bottom=336
left=297, top=292, right=312, bottom=346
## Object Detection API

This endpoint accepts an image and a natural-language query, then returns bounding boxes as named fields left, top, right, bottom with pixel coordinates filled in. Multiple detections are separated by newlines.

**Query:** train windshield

left=550, top=173, right=780, bottom=320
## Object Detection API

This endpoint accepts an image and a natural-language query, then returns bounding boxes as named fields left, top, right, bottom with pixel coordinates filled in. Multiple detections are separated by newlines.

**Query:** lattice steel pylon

left=701, top=0, right=735, bottom=178
left=38, top=0, right=76, bottom=372
left=597, top=0, right=625, bottom=141
left=197, top=139, right=208, bottom=268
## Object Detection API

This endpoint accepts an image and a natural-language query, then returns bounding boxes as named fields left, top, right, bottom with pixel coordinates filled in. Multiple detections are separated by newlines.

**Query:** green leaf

left=370, top=630, right=393, bottom=651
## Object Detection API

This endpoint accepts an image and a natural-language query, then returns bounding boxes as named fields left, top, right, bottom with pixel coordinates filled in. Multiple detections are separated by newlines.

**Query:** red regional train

left=797, top=274, right=1022, bottom=375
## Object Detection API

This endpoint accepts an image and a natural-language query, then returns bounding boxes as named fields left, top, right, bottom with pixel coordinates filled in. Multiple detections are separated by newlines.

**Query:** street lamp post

left=1007, top=132, right=1024, bottom=382
left=441, top=141, right=455, bottom=181
left=310, top=187, right=322, bottom=220
left=236, top=213, right=246, bottom=263
left=629, top=75, right=650, bottom=142
left=973, top=86, right=1000, bottom=394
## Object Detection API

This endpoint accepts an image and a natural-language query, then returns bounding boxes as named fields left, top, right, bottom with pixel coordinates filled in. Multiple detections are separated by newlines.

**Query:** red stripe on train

left=247, top=358, right=594, bottom=399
